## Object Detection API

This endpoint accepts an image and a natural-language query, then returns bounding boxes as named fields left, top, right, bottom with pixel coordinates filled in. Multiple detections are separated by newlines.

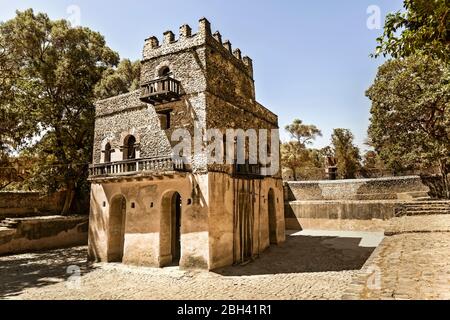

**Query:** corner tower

left=88, top=18, right=284, bottom=270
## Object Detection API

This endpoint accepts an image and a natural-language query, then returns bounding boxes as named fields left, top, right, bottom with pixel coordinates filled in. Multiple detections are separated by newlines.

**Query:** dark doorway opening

left=108, top=195, right=126, bottom=262
left=268, top=188, right=277, bottom=244
left=171, top=192, right=182, bottom=265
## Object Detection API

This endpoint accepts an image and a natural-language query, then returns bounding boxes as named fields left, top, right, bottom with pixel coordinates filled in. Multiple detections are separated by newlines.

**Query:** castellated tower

left=88, top=18, right=285, bottom=270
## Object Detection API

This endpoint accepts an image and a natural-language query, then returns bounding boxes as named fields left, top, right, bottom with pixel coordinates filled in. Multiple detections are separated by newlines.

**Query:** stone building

left=88, top=18, right=285, bottom=270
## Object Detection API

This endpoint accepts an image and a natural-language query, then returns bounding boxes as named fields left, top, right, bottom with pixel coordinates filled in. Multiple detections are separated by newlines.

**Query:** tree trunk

left=61, top=182, right=76, bottom=216
left=439, top=159, right=449, bottom=199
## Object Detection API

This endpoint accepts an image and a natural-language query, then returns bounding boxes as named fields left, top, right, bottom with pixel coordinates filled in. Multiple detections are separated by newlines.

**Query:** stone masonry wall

left=0, top=191, right=66, bottom=219
left=93, top=18, right=279, bottom=175
left=93, top=90, right=199, bottom=165
left=285, top=176, right=430, bottom=201
left=0, top=215, right=88, bottom=255
left=284, top=176, right=433, bottom=231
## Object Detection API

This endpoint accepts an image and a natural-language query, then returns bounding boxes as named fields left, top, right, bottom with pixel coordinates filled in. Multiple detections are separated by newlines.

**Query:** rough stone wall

left=93, top=18, right=279, bottom=175
left=0, top=191, right=66, bottom=218
left=205, top=37, right=255, bottom=106
left=94, top=91, right=169, bottom=164
left=0, top=215, right=88, bottom=255
left=285, top=176, right=430, bottom=201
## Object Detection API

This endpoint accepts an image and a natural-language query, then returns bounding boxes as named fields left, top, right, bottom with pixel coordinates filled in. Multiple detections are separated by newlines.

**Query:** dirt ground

left=1, top=217, right=448, bottom=300
left=0, top=230, right=378, bottom=300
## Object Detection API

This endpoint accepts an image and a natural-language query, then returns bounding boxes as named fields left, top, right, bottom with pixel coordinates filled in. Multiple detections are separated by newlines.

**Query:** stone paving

left=0, top=231, right=377, bottom=300
left=1, top=215, right=449, bottom=300
left=343, top=215, right=450, bottom=300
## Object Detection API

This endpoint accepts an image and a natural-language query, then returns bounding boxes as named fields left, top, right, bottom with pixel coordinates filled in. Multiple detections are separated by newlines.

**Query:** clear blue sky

left=0, top=0, right=405, bottom=151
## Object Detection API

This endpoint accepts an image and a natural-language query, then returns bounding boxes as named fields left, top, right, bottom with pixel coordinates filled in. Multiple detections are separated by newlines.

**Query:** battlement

left=142, top=18, right=253, bottom=78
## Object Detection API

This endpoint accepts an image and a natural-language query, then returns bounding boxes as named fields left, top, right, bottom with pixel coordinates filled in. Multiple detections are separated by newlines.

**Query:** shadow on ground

left=214, top=233, right=376, bottom=276
left=0, top=246, right=94, bottom=299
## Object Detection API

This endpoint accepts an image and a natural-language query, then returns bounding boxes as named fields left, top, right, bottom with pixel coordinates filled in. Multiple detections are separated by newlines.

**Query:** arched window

left=123, top=135, right=136, bottom=160
left=159, top=66, right=171, bottom=77
left=104, top=143, right=112, bottom=163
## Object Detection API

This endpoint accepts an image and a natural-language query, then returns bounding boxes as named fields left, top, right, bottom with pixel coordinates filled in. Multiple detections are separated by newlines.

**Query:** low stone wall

left=284, top=176, right=430, bottom=201
left=284, top=176, right=434, bottom=232
left=0, top=191, right=66, bottom=219
left=285, top=200, right=398, bottom=231
left=0, top=215, right=88, bottom=255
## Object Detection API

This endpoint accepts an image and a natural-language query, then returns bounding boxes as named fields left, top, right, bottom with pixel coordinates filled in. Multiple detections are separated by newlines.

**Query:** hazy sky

left=0, top=0, right=405, bottom=150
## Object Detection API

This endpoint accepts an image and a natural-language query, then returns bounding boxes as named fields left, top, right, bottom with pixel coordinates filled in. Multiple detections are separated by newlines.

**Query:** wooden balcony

left=89, top=156, right=185, bottom=178
left=139, top=76, right=182, bottom=105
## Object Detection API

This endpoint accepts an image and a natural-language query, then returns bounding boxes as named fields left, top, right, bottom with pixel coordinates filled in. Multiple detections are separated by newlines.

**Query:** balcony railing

left=89, top=156, right=185, bottom=177
left=139, top=76, right=182, bottom=105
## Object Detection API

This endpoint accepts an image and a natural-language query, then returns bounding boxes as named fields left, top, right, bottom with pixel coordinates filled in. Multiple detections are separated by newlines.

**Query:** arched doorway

left=171, top=193, right=182, bottom=263
left=268, top=188, right=277, bottom=244
left=160, top=191, right=182, bottom=266
left=108, top=195, right=127, bottom=262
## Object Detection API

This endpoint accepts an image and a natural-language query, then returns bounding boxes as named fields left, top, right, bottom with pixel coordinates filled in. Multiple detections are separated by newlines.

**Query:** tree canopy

left=0, top=9, right=119, bottom=213
left=367, top=54, right=450, bottom=196
left=95, top=59, right=141, bottom=99
left=281, top=119, right=323, bottom=180
left=285, top=119, right=322, bottom=147
left=374, top=0, right=450, bottom=62
left=331, top=128, right=361, bottom=179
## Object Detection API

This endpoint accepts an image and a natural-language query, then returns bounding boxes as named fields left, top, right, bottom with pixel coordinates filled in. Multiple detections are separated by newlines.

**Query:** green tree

left=374, top=0, right=450, bottom=62
left=331, top=129, right=361, bottom=179
left=367, top=54, right=450, bottom=197
left=281, top=141, right=309, bottom=180
left=361, top=150, right=387, bottom=177
left=95, top=59, right=141, bottom=99
left=285, top=119, right=322, bottom=147
left=0, top=9, right=119, bottom=214
left=282, top=119, right=322, bottom=180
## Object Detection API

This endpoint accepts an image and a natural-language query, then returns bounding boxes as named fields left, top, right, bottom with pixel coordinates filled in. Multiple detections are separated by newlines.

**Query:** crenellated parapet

left=142, top=17, right=253, bottom=78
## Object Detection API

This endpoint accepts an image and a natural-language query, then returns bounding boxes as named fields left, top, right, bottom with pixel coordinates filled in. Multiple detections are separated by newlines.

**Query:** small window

left=158, top=111, right=171, bottom=130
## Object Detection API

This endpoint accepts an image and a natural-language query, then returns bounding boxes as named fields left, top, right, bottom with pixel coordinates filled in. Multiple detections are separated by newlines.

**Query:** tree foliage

left=285, top=119, right=322, bottom=147
left=94, top=59, right=141, bottom=99
left=367, top=54, right=450, bottom=197
left=374, top=0, right=450, bottom=62
left=331, top=128, right=361, bottom=179
left=281, top=141, right=309, bottom=180
left=281, top=119, right=322, bottom=180
left=0, top=9, right=119, bottom=214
